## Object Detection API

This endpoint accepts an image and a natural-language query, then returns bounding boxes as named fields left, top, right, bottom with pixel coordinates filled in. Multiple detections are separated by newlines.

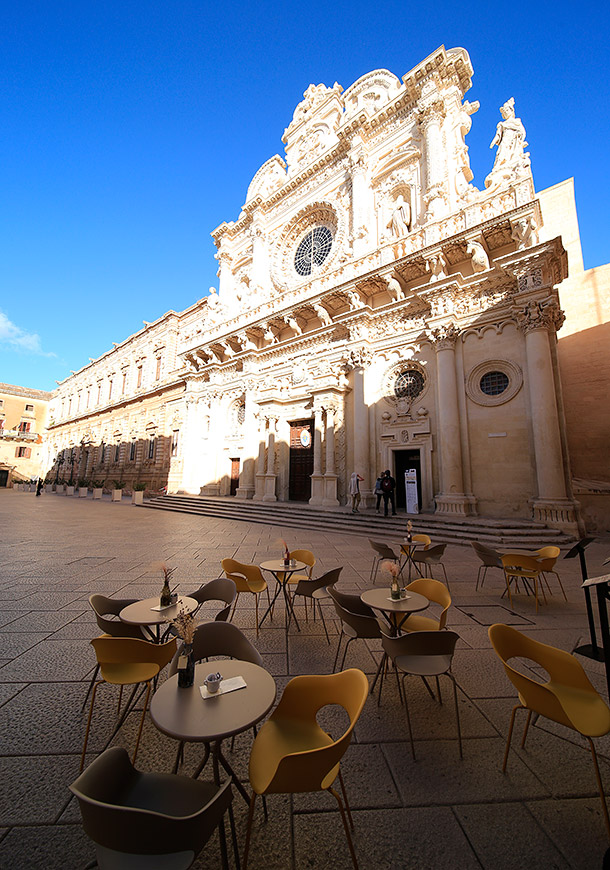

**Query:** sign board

left=404, top=468, right=419, bottom=514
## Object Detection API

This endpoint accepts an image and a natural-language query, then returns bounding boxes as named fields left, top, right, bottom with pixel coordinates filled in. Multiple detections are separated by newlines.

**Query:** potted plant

left=111, top=479, right=125, bottom=502
left=92, top=479, right=104, bottom=500
left=65, top=481, right=75, bottom=496
left=132, top=481, right=146, bottom=506
left=78, top=478, right=89, bottom=498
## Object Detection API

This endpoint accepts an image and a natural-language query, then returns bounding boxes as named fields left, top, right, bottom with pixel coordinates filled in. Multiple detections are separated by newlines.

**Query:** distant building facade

left=0, top=383, right=51, bottom=486
left=46, top=46, right=610, bottom=533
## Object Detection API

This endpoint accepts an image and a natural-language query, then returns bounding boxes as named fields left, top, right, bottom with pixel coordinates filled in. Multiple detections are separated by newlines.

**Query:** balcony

left=0, top=429, right=38, bottom=442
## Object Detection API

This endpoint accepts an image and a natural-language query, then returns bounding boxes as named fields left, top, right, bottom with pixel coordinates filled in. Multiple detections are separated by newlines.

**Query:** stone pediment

left=341, top=69, right=401, bottom=122
left=245, top=155, right=287, bottom=204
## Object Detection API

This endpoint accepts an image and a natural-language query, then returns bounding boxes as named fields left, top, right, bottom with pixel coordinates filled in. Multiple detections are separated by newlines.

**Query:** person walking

left=374, top=473, right=384, bottom=514
left=349, top=472, right=364, bottom=513
left=381, top=469, right=396, bottom=517
left=36, top=478, right=44, bottom=497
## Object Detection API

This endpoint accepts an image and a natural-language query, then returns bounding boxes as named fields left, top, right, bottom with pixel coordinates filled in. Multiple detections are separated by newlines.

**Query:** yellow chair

left=412, top=533, right=431, bottom=549
left=535, top=546, right=568, bottom=600
left=221, top=558, right=271, bottom=637
left=286, top=548, right=316, bottom=587
left=501, top=553, right=543, bottom=611
left=243, top=669, right=369, bottom=870
left=403, top=578, right=451, bottom=631
left=489, top=623, right=610, bottom=837
left=81, top=636, right=176, bottom=772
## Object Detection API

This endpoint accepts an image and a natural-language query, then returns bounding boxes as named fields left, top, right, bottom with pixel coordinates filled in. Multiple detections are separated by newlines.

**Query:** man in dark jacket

left=381, top=469, right=396, bottom=517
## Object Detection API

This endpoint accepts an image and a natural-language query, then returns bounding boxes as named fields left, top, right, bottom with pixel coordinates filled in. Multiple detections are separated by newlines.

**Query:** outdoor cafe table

left=150, top=659, right=276, bottom=804
left=360, top=587, right=429, bottom=634
left=119, top=595, right=198, bottom=643
left=258, top=559, right=307, bottom=634
left=398, top=539, right=426, bottom=582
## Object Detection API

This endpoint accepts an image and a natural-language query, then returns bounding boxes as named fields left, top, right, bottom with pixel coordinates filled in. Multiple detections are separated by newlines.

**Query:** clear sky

left=1, top=0, right=608, bottom=391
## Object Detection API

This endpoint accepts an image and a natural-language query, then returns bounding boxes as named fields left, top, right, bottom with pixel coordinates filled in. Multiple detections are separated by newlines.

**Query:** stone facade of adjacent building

left=0, top=383, right=51, bottom=486
left=45, top=46, right=609, bottom=533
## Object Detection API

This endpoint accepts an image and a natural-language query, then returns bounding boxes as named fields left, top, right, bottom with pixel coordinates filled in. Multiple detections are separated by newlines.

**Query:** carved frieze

left=513, top=299, right=565, bottom=334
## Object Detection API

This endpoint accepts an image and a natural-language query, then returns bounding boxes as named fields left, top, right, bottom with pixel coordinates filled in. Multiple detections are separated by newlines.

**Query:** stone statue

left=511, top=216, right=538, bottom=250
left=287, top=316, right=303, bottom=335
left=486, top=98, right=529, bottom=189
left=466, top=240, right=490, bottom=273
left=313, top=302, right=332, bottom=326
left=426, top=252, right=448, bottom=283
left=387, top=194, right=411, bottom=237
left=386, top=275, right=404, bottom=301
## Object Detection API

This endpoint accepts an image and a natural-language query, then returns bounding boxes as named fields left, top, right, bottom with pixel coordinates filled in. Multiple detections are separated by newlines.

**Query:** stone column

left=309, top=406, right=324, bottom=505
left=253, top=414, right=267, bottom=502
left=235, top=391, right=257, bottom=500
left=263, top=416, right=277, bottom=502
left=250, top=217, right=269, bottom=294
left=516, top=299, right=578, bottom=527
left=417, top=100, right=447, bottom=221
left=430, top=324, right=477, bottom=516
left=352, top=362, right=371, bottom=504
left=349, top=146, right=369, bottom=258
left=322, top=404, right=339, bottom=507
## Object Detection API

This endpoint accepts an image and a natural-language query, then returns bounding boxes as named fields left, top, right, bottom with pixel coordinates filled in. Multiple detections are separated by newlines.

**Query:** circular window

left=480, top=371, right=509, bottom=396
left=294, top=227, right=333, bottom=276
left=394, top=369, right=425, bottom=400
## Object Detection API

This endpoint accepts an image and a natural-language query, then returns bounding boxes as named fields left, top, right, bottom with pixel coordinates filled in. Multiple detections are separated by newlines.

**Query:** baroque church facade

left=47, top=46, right=598, bottom=535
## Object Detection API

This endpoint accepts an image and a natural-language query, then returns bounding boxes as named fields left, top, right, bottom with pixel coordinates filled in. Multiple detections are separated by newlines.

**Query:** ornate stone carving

left=428, top=322, right=461, bottom=349
left=485, top=97, right=531, bottom=190
left=514, top=300, right=565, bottom=334
left=466, top=239, right=490, bottom=273
left=511, top=216, right=538, bottom=250
left=312, top=302, right=332, bottom=326
left=425, top=252, right=449, bottom=282
left=386, top=194, right=411, bottom=237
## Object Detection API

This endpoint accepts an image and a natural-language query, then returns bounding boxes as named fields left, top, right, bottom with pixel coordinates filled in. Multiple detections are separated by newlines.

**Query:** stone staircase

left=143, top=494, right=574, bottom=548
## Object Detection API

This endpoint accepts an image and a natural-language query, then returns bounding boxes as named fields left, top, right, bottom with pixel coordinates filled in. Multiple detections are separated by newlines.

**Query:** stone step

left=144, top=494, right=574, bottom=548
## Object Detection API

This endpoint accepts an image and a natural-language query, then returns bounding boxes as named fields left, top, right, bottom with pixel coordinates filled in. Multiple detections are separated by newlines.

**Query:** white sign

left=405, top=468, right=419, bottom=514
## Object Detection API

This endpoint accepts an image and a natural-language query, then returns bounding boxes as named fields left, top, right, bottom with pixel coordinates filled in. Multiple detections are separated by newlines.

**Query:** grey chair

left=379, top=629, right=462, bottom=759
left=328, top=585, right=382, bottom=671
left=368, top=539, right=400, bottom=582
left=470, top=541, right=503, bottom=591
left=70, top=746, right=236, bottom=870
left=189, top=577, right=237, bottom=623
left=412, top=543, right=450, bottom=589
left=170, top=620, right=263, bottom=677
left=292, top=567, right=342, bottom=644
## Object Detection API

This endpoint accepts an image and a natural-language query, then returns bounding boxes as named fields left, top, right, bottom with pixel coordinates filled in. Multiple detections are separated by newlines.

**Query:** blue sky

left=1, top=1, right=608, bottom=391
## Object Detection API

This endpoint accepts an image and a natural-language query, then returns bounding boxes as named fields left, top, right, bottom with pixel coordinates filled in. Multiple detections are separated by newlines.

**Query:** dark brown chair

left=328, top=585, right=382, bottom=671
left=292, top=567, right=342, bottom=644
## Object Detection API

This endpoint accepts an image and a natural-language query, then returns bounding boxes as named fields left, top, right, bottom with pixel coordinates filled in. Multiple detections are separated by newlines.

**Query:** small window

left=99, top=443, right=105, bottom=463
left=155, top=357, right=162, bottom=381
left=108, top=380, right=113, bottom=400
left=480, top=371, right=509, bottom=396
left=0, top=400, right=4, bottom=408
left=97, top=384, right=102, bottom=404
left=122, top=372, right=127, bottom=394
left=171, top=429, right=180, bottom=457
left=0, top=419, right=4, bottom=430
left=148, top=437, right=155, bottom=460
left=18, top=421, right=31, bottom=433
left=16, top=446, right=31, bottom=458
left=129, top=441, right=136, bottom=461
left=25, top=404, right=34, bottom=412
left=137, top=366, right=143, bottom=388
left=394, top=369, right=425, bottom=400
left=114, top=443, right=120, bottom=462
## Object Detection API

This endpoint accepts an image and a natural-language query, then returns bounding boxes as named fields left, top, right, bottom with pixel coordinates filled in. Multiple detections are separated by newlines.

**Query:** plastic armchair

left=188, top=577, right=237, bottom=622
left=402, top=578, right=452, bottom=632
left=286, top=549, right=316, bottom=586
left=328, top=585, right=382, bottom=671
left=501, top=553, right=543, bottom=611
left=221, top=558, right=271, bottom=636
left=80, top=636, right=176, bottom=772
left=534, top=546, right=567, bottom=600
left=412, top=533, right=431, bottom=549
left=489, top=623, right=610, bottom=837
left=243, top=669, right=369, bottom=870
left=170, top=620, right=263, bottom=677
left=368, top=539, right=400, bottom=582
left=70, top=746, right=236, bottom=870
left=412, top=543, right=450, bottom=588
left=470, top=541, right=503, bottom=591
left=378, top=629, right=462, bottom=759
left=292, top=567, right=342, bottom=644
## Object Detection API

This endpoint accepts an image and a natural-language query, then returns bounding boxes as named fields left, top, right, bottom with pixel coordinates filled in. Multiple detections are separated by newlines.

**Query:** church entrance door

left=289, top=419, right=314, bottom=502
left=394, top=449, right=422, bottom=512
left=229, top=458, right=240, bottom=496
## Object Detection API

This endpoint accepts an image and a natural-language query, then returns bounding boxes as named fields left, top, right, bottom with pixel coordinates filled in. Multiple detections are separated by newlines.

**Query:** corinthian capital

left=416, top=99, right=446, bottom=131
left=514, top=300, right=565, bottom=335
left=427, top=322, right=461, bottom=349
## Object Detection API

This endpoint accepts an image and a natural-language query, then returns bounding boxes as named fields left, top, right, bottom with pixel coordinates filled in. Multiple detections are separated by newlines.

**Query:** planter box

left=78, top=488, right=88, bottom=498
left=66, top=486, right=75, bottom=496
left=132, top=491, right=144, bottom=505
left=111, top=489, right=123, bottom=502
left=45, top=485, right=53, bottom=493
left=92, top=488, right=103, bottom=500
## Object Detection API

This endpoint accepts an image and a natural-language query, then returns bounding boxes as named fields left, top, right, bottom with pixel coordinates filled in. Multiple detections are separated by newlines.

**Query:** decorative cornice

left=513, top=299, right=565, bottom=335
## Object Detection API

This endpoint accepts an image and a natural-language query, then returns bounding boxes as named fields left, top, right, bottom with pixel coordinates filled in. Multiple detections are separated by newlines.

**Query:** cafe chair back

left=80, top=636, right=176, bottom=772
left=489, top=623, right=610, bottom=837
left=412, top=543, right=450, bottom=588
left=170, top=621, right=263, bottom=676
left=70, top=746, right=235, bottom=870
left=243, top=669, right=369, bottom=870
left=287, top=549, right=316, bottom=585
left=221, top=558, right=272, bottom=636
left=534, top=545, right=567, bottom=600
left=412, top=533, right=432, bottom=549
left=403, top=578, right=451, bottom=632
left=470, top=542, right=503, bottom=591
left=501, top=553, right=543, bottom=612
left=368, top=539, right=400, bottom=583
left=292, top=567, right=342, bottom=644
left=189, top=577, right=237, bottom=622
left=327, top=585, right=382, bottom=671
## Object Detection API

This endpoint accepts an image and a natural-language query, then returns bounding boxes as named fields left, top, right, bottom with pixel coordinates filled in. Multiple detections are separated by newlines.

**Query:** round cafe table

left=360, top=587, right=429, bottom=635
left=150, top=659, right=276, bottom=804
left=120, top=595, right=198, bottom=643
left=259, top=559, right=307, bottom=634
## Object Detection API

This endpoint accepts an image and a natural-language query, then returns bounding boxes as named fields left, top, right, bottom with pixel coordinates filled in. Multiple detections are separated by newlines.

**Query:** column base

left=262, top=474, right=277, bottom=502
left=322, top=474, right=340, bottom=507
left=434, top=494, right=478, bottom=517
left=530, top=498, right=582, bottom=535
left=200, top=483, right=220, bottom=496
left=235, top=484, right=255, bottom=500
left=309, top=474, right=325, bottom=506
left=253, top=474, right=266, bottom=502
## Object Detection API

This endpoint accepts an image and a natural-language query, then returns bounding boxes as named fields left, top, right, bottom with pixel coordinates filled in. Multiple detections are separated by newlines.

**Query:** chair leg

left=371, top=653, right=385, bottom=695
left=338, top=769, right=355, bottom=829
left=317, top=600, right=330, bottom=645
left=333, top=634, right=344, bottom=673
left=243, top=792, right=257, bottom=870
left=504, top=570, right=514, bottom=609
left=132, top=681, right=152, bottom=765
left=587, top=738, right=610, bottom=839
left=435, top=676, right=442, bottom=705
left=502, top=704, right=524, bottom=772
left=552, top=570, right=568, bottom=602
left=401, top=675, right=416, bottom=760
left=255, top=595, right=259, bottom=638
left=441, top=564, right=450, bottom=591
left=117, top=684, right=124, bottom=716
left=328, top=786, right=359, bottom=870
left=80, top=681, right=101, bottom=771
left=227, top=803, right=240, bottom=870
left=449, top=674, right=463, bottom=759
left=520, top=709, right=533, bottom=749
left=340, top=637, right=353, bottom=671
left=81, top=663, right=100, bottom=712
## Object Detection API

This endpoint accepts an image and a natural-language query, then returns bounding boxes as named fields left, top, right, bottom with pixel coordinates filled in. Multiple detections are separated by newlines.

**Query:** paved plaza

left=1, top=491, right=609, bottom=869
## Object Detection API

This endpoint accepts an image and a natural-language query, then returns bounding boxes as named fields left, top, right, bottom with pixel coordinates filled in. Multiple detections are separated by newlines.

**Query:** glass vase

left=177, top=643, right=195, bottom=688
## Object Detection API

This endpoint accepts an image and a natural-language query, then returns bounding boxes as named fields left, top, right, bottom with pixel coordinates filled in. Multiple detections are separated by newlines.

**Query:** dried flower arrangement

left=171, top=607, right=196, bottom=645
left=278, top=538, right=290, bottom=561
left=161, top=564, right=176, bottom=584
left=382, top=560, right=399, bottom=578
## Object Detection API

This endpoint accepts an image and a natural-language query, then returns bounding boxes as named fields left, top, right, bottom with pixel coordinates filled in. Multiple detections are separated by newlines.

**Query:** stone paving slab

left=1, top=490, right=609, bottom=869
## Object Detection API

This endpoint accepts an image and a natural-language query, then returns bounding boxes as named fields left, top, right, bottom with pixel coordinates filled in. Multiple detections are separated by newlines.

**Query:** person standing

left=349, top=472, right=364, bottom=513
left=381, top=469, right=396, bottom=517
left=374, top=473, right=384, bottom=514
left=36, top=478, right=44, bottom=497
